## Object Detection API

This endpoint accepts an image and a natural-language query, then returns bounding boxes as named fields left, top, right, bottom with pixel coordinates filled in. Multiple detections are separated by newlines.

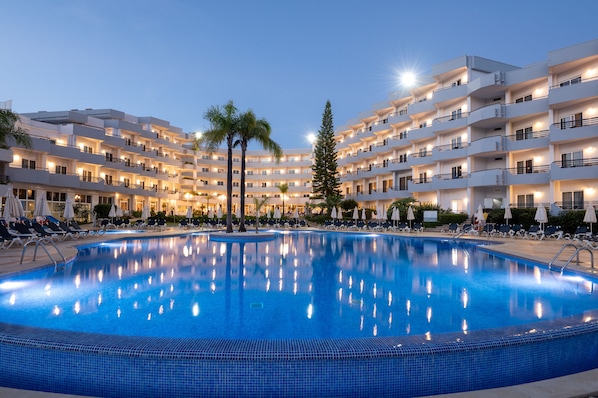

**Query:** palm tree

left=235, top=110, right=282, bottom=232
left=197, top=101, right=239, bottom=233
left=277, top=183, right=288, bottom=216
left=253, top=196, right=269, bottom=234
left=0, top=109, right=32, bottom=183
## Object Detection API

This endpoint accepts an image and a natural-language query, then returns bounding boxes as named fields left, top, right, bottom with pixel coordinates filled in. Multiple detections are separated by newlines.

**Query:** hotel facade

left=1, top=39, right=597, bottom=221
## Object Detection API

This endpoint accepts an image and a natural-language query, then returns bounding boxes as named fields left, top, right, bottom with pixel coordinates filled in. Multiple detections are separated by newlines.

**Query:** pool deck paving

left=0, top=225, right=597, bottom=397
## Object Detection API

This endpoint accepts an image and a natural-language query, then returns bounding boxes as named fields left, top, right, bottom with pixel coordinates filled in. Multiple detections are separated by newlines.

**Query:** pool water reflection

left=1, top=231, right=597, bottom=340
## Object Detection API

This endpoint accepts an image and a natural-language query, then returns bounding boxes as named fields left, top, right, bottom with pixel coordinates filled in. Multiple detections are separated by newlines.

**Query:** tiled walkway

left=0, top=227, right=597, bottom=397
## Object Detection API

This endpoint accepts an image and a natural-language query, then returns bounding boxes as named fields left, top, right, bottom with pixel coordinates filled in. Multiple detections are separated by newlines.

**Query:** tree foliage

left=311, top=100, right=341, bottom=203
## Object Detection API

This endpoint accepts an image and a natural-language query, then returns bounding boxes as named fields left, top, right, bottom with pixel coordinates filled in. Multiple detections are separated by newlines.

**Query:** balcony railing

left=552, top=157, right=598, bottom=168
left=433, top=172, right=469, bottom=180
left=505, top=164, right=550, bottom=175
left=552, top=116, right=598, bottom=130
left=505, top=129, right=549, bottom=141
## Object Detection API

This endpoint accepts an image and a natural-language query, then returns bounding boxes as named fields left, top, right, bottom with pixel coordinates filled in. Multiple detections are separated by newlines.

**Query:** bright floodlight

left=400, top=71, right=417, bottom=88
left=307, top=133, right=317, bottom=144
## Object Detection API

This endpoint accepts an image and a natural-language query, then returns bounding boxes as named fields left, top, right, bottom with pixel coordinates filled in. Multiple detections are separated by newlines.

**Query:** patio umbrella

left=474, top=205, right=485, bottom=227
left=108, top=204, right=117, bottom=224
left=361, top=208, right=367, bottom=221
left=583, top=204, right=597, bottom=234
left=186, top=206, right=193, bottom=222
left=534, top=203, right=548, bottom=230
left=274, top=207, right=281, bottom=220
left=63, top=197, right=75, bottom=221
left=293, top=207, right=299, bottom=221
left=207, top=208, right=214, bottom=219
left=504, top=205, right=512, bottom=225
left=391, top=207, right=400, bottom=227
left=217, top=206, right=223, bottom=220
left=337, top=206, right=343, bottom=220
left=352, top=206, right=358, bottom=221
left=266, top=208, right=271, bottom=219
left=116, top=206, right=124, bottom=218
left=407, top=206, right=415, bottom=229
left=34, top=194, right=52, bottom=218
left=3, top=192, right=24, bottom=220
left=142, top=204, right=151, bottom=219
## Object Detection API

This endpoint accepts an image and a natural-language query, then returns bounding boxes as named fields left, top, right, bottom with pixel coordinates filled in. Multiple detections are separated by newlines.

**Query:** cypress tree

left=311, top=100, right=341, bottom=202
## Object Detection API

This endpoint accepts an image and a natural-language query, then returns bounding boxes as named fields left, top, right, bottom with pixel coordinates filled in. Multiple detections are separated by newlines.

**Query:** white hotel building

left=1, top=39, right=596, bottom=221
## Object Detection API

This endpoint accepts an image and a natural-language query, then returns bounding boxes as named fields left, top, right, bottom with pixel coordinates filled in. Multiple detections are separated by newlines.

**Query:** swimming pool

left=0, top=231, right=598, bottom=397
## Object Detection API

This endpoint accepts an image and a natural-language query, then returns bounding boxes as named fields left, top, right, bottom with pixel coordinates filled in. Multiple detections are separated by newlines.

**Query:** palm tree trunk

left=225, top=136, right=234, bottom=233
left=238, top=145, right=248, bottom=232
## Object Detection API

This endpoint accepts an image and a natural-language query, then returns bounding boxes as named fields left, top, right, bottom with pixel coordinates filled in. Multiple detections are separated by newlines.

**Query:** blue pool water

left=1, top=231, right=597, bottom=339
left=1, top=230, right=598, bottom=397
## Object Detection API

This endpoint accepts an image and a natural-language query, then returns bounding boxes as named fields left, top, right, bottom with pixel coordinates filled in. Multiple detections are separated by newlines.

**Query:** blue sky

left=2, top=1, right=597, bottom=149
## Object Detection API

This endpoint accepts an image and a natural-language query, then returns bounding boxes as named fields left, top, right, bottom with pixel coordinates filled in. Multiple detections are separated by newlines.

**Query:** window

left=21, top=159, right=36, bottom=169
left=98, top=196, right=113, bottom=205
left=562, top=191, right=584, bottom=209
left=233, top=170, right=239, bottom=174
left=419, top=173, right=427, bottom=183
left=452, top=79, right=461, bottom=87
left=217, top=181, right=224, bottom=186
left=104, top=175, right=113, bottom=185
left=201, top=167, right=209, bottom=172
left=515, top=94, right=533, bottom=103
left=288, top=182, right=295, bottom=187
left=105, top=152, right=114, bottom=162
left=515, top=127, right=533, bottom=140
left=274, top=194, right=280, bottom=198
left=450, top=108, right=462, bottom=120
left=261, top=170, right=267, bottom=175
left=217, top=156, right=225, bottom=161
left=419, top=148, right=427, bottom=157
left=559, top=76, right=581, bottom=87
left=516, top=159, right=533, bottom=174
left=516, top=194, right=534, bottom=208
left=83, top=145, right=93, bottom=154
left=561, top=151, right=583, bottom=167
left=451, top=137, right=462, bottom=149
left=274, top=170, right=281, bottom=175
left=81, top=170, right=92, bottom=182
left=261, top=183, right=267, bottom=188
left=560, top=113, right=583, bottom=129
left=233, top=182, right=239, bottom=187
left=123, top=178, right=130, bottom=188
left=247, top=170, right=253, bottom=175
left=288, top=169, right=295, bottom=174
left=398, top=176, right=411, bottom=190
left=274, top=182, right=280, bottom=187
left=399, top=153, right=408, bottom=163
left=451, top=166, right=462, bottom=179
left=247, top=182, right=253, bottom=188
left=201, top=155, right=209, bottom=159
left=54, top=165, right=66, bottom=174
left=419, top=121, right=427, bottom=129
left=217, top=168, right=225, bottom=173
left=399, top=130, right=408, bottom=139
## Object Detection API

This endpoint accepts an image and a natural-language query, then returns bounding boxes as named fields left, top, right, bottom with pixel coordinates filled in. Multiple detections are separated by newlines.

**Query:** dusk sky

left=2, top=1, right=597, bottom=149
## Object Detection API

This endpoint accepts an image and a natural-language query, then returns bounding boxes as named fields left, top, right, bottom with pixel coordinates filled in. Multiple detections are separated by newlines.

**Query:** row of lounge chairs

left=0, top=218, right=94, bottom=249
left=178, top=218, right=308, bottom=229
left=323, top=220, right=424, bottom=233
left=443, top=222, right=594, bottom=241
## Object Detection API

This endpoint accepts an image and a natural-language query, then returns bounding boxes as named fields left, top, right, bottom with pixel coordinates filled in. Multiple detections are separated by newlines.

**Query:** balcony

left=549, top=117, right=598, bottom=144
left=49, top=173, right=81, bottom=189
left=407, top=98, right=435, bottom=116
left=72, top=124, right=106, bottom=141
left=432, top=113, right=469, bottom=134
left=79, top=151, right=106, bottom=165
left=386, top=159, right=411, bottom=172
left=432, top=173, right=469, bottom=190
left=407, top=125, right=435, bottom=142
left=549, top=77, right=598, bottom=108
left=8, top=167, right=50, bottom=185
left=468, top=135, right=504, bottom=156
left=432, top=84, right=468, bottom=105
left=49, top=143, right=81, bottom=160
left=431, top=143, right=468, bottom=162
left=468, top=72, right=506, bottom=97
left=79, top=176, right=104, bottom=190
left=468, top=169, right=504, bottom=187
left=468, top=104, right=506, bottom=127
left=0, top=148, right=13, bottom=163
left=387, top=110, right=410, bottom=125
left=504, top=165, right=550, bottom=185
left=550, top=158, right=598, bottom=181
left=408, top=152, right=434, bottom=166
left=504, top=97, right=548, bottom=119
left=504, top=130, right=549, bottom=152
left=408, top=179, right=433, bottom=193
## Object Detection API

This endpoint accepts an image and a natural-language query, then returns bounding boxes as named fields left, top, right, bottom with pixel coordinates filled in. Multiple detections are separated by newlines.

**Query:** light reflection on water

left=0, top=231, right=597, bottom=340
